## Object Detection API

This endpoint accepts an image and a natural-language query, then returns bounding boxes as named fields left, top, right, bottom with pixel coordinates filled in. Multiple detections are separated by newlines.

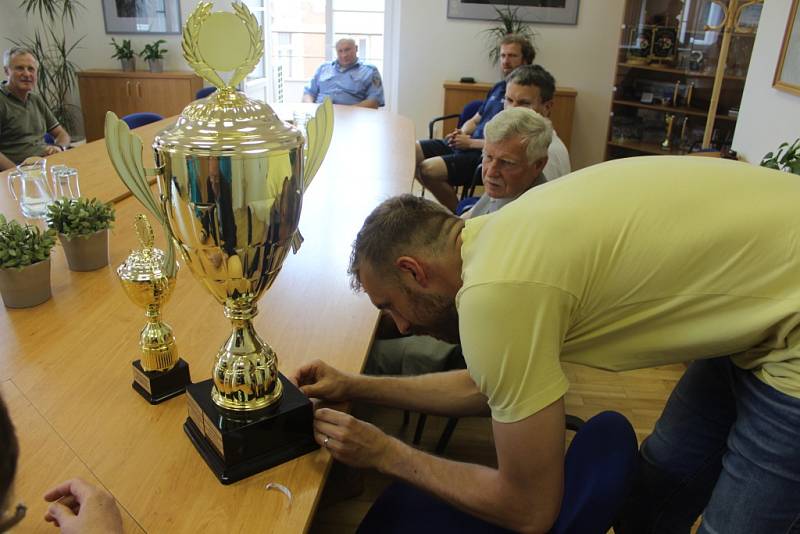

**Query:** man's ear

left=395, top=256, right=429, bottom=288
left=533, top=155, right=549, bottom=177
left=542, top=99, right=553, bottom=118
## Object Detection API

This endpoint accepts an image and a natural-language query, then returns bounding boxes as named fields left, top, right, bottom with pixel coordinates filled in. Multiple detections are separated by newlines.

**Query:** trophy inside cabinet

left=607, top=0, right=761, bottom=160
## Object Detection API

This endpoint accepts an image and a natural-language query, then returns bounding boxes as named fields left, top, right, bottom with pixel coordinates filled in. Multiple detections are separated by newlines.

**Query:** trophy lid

left=153, top=2, right=301, bottom=157
left=117, top=215, right=172, bottom=283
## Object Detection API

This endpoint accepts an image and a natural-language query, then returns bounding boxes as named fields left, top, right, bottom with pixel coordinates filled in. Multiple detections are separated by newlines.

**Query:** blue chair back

left=550, top=411, right=638, bottom=534
left=455, top=196, right=480, bottom=215
left=357, top=411, right=638, bottom=534
left=122, top=112, right=164, bottom=129
left=459, top=99, right=483, bottom=128
left=196, top=86, right=216, bottom=99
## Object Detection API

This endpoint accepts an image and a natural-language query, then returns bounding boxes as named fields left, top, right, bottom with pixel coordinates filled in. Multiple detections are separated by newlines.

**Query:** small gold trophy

left=661, top=114, right=676, bottom=151
left=105, top=1, right=333, bottom=483
left=117, top=214, right=190, bottom=403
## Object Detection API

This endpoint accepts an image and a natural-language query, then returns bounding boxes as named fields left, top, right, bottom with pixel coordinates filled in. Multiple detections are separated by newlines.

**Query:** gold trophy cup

left=105, top=1, right=333, bottom=483
left=117, top=214, right=190, bottom=403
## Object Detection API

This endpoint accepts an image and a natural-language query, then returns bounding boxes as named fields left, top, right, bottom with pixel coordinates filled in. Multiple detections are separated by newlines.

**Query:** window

left=262, top=0, right=385, bottom=103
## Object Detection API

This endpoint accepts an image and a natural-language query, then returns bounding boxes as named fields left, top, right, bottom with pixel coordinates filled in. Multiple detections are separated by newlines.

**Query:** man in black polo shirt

left=0, top=47, right=71, bottom=170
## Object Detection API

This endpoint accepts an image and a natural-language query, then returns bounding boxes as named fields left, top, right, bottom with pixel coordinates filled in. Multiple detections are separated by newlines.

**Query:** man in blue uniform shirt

left=303, top=38, right=384, bottom=109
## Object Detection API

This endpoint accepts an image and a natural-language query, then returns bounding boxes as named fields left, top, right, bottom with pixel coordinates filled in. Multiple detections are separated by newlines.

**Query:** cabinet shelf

left=617, top=62, right=747, bottom=81
left=612, top=99, right=738, bottom=121
left=607, top=140, right=687, bottom=155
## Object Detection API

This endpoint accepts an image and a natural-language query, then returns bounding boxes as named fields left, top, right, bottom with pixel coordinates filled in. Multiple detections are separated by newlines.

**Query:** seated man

left=294, top=157, right=800, bottom=533
left=502, top=64, right=570, bottom=182
left=302, top=38, right=384, bottom=109
left=0, top=47, right=70, bottom=171
left=416, top=34, right=534, bottom=212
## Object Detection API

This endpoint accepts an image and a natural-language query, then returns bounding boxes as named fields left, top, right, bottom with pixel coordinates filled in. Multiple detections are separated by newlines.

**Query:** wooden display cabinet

left=606, top=0, right=762, bottom=160
left=78, top=70, right=203, bottom=141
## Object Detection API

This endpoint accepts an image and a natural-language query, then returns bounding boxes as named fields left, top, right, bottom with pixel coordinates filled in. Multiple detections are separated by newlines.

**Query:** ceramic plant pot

left=121, top=58, right=136, bottom=72
left=0, top=258, right=52, bottom=308
left=59, top=229, right=109, bottom=272
left=148, top=58, right=164, bottom=73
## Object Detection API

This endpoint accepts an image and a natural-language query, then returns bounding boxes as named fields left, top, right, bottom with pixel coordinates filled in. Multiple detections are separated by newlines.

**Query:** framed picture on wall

left=102, top=0, right=182, bottom=34
left=446, top=0, right=580, bottom=25
left=774, top=0, right=800, bottom=96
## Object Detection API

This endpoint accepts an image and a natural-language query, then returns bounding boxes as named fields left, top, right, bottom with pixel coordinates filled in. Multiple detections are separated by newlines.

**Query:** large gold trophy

left=105, top=1, right=333, bottom=483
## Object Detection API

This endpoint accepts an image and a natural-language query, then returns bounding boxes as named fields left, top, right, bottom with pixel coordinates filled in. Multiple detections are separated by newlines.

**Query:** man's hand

left=314, top=407, right=397, bottom=470
left=444, top=128, right=462, bottom=143
left=42, top=145, right=61, bottom=156
left=448, top=132, right=476, bottom=150
left=43, top=478, right=123, bottom=534
left=291, top=359, right=354, bottom=402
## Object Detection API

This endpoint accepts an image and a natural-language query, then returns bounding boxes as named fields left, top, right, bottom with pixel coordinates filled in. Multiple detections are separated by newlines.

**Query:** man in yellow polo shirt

left=293, top=156, right=800, bottom=533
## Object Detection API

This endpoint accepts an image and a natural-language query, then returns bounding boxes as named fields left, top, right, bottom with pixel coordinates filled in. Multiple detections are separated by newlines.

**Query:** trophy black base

left=131, top=358, right=191, bottom=404
left=183, top=374, right=318, bottom=485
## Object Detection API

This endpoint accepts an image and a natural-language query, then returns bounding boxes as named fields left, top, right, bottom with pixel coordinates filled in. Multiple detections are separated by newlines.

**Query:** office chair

left=196, top=86, right=216, bottom=99
left=122, top=112, right=164, bottom=129
left=358, top=411, right=638, bottom=534
left=417, top=99, right=484, bottom=197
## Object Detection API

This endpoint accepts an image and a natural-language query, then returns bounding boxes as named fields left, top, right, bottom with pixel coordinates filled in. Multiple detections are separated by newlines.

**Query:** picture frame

left=102, top=0, right=182, bottom=35
left=446, top=0, right=580, bottom=26
left=774, top=0, right=800, bottom=96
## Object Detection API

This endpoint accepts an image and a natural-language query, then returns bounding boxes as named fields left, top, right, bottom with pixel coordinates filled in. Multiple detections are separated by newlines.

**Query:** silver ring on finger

left=323, top=435, right=330, bottom=447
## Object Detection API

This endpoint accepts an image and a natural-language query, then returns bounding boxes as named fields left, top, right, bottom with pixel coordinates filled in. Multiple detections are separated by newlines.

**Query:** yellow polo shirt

left=458, top=156, right=800, bottom=423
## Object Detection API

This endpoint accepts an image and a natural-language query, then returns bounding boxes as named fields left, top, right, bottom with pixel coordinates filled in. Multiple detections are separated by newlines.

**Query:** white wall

left=732, top=0, right=800, bottom=164
left=394, top=0, right=625, bottom=170
left=1, top=0, right=624, bottom=168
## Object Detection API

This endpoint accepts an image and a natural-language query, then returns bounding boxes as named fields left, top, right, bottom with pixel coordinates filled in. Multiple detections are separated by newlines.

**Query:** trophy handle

left=104, top=111, right=178, bottom=278
left=303, top=97, right=334, bottom=190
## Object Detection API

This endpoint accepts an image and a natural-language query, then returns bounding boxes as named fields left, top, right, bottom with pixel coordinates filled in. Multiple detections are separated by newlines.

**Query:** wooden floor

left=308, top=361, right=690, bottom=533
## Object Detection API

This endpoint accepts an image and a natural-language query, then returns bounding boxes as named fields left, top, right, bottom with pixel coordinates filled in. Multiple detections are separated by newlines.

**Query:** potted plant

left=0, top=214, right=57, bottom=308
left=139, top=39, right=167, bottom=73
left=46, top=197, right=115, bottom=272
left=761, top=138, right=800, bottom=175
left=111, top=38, right=136, bottom=71
left=482, top=5, right=536, bottom=65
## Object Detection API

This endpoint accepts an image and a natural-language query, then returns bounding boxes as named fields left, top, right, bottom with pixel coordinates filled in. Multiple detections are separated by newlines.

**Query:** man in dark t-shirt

left=415, top=34, right=534, bottom=212
left=0, top=47, right=70, bottom=170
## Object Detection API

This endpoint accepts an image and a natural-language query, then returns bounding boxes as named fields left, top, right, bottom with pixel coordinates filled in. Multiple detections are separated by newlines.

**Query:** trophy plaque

left=105, top=1, right=333, bottom=484
left=117, top=215, right=190, bottom=404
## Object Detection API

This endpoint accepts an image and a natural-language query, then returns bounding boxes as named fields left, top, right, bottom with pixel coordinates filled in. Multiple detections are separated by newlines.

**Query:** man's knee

left=419, top=157, right=448, bottom=185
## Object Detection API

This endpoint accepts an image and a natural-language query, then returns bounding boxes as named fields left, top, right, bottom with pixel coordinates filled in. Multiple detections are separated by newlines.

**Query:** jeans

left=616, top=356, right=800, bottom=534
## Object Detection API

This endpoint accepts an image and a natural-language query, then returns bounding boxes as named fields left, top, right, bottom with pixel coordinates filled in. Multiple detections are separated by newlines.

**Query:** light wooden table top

left=0, top=105, right=414, bottom=533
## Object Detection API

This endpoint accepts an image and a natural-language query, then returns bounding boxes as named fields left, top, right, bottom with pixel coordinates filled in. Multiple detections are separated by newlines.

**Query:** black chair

left=418, top=99, right=483, bottom=198
left=360, top=411, right=637, bottom=534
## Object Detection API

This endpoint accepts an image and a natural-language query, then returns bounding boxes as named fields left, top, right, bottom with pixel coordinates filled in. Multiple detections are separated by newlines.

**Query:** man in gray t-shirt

left=0, top=47, right=70, bottom=170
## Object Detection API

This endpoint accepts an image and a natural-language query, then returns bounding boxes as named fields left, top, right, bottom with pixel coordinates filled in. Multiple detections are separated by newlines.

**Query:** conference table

left=0, top=104, right=415, bottom=532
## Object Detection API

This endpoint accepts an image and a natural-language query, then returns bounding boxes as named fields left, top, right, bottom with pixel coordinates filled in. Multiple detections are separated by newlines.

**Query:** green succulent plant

left=761, top=138, right=800, bottom=175
left=139, top=39, right=167, bottom=61
left=46, top=197, right=115, bottom=238
left=0, top=214, right=57, bottom=269
left=110, top=38, right=135, bottom=60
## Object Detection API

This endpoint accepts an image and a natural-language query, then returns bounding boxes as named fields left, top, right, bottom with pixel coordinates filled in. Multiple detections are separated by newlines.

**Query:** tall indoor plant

left=0, top=214, right=57, bottom=308
left=482, top=4, right=536, bottom=65
left=761, top=138, right=800, bottom=175
left=11, top=0, right=85, bottom=134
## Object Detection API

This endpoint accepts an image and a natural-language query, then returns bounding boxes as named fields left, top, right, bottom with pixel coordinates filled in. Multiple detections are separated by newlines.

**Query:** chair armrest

left=428, top=113, right=462, bottom=139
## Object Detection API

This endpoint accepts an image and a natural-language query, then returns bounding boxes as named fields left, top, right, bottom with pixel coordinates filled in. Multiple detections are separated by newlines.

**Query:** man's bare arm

left=294, top=360, right=489, bottom=417
left=315, top=397, right=566, bottom=533
left=49, top=125, right=70, bottom=147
